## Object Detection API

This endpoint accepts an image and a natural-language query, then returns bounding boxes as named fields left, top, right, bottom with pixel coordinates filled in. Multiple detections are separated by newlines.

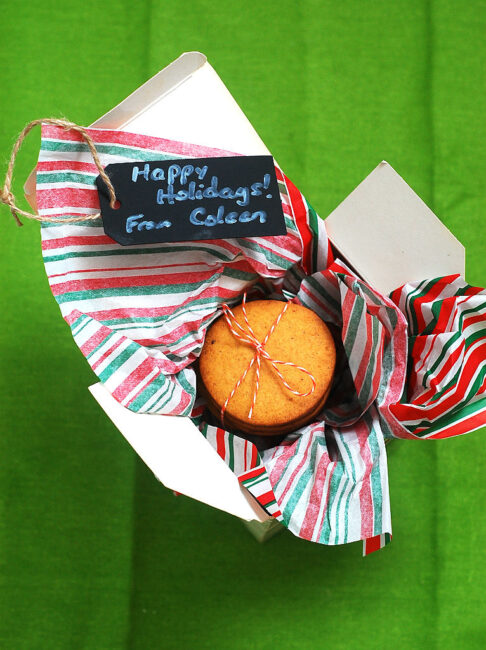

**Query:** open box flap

left=325, top=161, right=466, bottom=295
left=89, top=384, right=270, bottom=522
left=94, top=52, right=269, bottom=155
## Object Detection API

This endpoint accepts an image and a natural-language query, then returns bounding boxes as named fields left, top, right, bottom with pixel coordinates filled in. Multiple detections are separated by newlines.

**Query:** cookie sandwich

left=198, top=297, right=336, bottom=436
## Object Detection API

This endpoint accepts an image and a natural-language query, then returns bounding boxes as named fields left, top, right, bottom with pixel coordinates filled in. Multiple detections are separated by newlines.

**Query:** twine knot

left=0, top=188, right=13, bottom=204
left=0, top=187, right=21, bottom=226
left=220, top=294, right=317, bottom=424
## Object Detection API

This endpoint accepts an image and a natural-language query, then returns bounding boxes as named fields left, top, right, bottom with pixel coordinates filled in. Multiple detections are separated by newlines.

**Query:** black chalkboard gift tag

left=96, top=155, right=287, bottom=246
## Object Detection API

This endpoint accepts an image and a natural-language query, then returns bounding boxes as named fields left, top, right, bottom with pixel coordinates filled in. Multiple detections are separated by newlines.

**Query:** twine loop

left=0, top=118, right=117, bottom=226
left=220, top=294, right=317, bottom=424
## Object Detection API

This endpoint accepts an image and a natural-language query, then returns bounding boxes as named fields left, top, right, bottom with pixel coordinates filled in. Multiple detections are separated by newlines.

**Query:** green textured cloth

left=0, top=1, right=485, bottom=648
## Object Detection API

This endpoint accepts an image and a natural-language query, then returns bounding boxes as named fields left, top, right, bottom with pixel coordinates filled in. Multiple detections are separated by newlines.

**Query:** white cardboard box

left=26, top=52, right=465, bottom=529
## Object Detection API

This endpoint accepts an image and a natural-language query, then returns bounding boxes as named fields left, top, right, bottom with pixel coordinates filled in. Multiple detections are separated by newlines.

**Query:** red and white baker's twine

left=219, top=294, right=317, bottom=424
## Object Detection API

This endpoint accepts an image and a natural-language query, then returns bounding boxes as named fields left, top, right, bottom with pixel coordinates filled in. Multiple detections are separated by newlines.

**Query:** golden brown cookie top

left=199, top=300, right=336, bottom=429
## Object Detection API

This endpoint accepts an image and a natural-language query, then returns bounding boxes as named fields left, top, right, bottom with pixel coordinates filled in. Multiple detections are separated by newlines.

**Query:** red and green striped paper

left=37, top=124, right=486, bottom=555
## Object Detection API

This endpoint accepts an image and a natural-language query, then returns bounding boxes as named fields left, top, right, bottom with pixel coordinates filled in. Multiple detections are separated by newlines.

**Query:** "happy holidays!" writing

left=126, top=162, right=273, bottom=233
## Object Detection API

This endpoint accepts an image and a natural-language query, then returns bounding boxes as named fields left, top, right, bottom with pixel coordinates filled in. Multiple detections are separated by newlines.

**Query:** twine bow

left=220, top=294, right=317, bottom=424
left=1, top=118, right=117, bottom=226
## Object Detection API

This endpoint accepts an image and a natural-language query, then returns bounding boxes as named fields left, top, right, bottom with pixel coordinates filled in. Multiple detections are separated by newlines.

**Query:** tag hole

left=113, top=200, right=121, bottom=210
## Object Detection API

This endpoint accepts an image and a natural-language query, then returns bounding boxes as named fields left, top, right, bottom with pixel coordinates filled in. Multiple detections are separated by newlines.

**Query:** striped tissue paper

left=37, top=124, right=486, bottom=554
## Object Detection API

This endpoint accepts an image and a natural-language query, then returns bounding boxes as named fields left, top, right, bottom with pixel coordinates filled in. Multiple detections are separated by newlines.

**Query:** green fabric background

left=1, top=1, right=485, bottom=648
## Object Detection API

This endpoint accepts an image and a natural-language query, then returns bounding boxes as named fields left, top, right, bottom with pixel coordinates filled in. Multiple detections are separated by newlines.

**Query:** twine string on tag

left=219, top=294, right=317, bottom=424
left=0, top=118, right=117, bottom=226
